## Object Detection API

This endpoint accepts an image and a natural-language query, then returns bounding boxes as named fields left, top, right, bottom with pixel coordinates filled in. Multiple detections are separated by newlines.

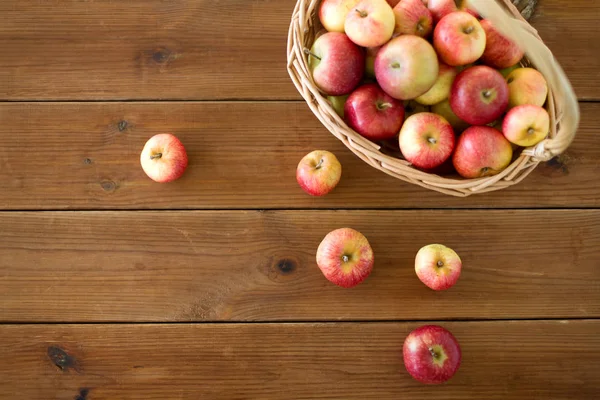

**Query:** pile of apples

left=308, top=0, right=549, bottom=178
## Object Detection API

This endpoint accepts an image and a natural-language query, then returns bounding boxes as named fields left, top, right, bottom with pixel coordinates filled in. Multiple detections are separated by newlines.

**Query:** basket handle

left=469, top=0, right=580, bottom=161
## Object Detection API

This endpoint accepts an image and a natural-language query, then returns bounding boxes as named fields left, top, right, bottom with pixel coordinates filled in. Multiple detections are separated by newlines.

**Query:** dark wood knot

left=117, top=120, right=128, bottom=132
left=152, top=47, right=173, bottom=64
left=75, top=388, right=91, bottom=400
left=100, top=180, right=117, bottom=192
left=47, top=346, right=78, bottom=372
left=83, top=158, right=92, bottom=165
left=277, top=259, right=296, bottom=275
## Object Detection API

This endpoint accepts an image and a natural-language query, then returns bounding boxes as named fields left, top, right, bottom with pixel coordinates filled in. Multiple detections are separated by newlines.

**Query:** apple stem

left=377, top=102, right=393, bottom=111
left=342, top=255, right=350, bottom=263
left=527, top=128, right=535, bottom=135
left=315, top=158, right=324, bottom=170
left=463, top=26, right=474, bottom=34
left=483, top=90, right=492, bottom=99
left=355, top=9, right=368, bottom=18
left=428, top=137, right=437, bottom=145
left=150, top=153, right=163, bottom=160
left=429, top=347, right=438, bottom=358
left=303, top=48, right=321, bottom=61
left=437, top=260, right=444, bottom=268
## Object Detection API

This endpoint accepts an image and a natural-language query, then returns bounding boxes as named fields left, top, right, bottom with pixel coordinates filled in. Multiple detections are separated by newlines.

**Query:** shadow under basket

left=287, top=0, right=580, bottom=197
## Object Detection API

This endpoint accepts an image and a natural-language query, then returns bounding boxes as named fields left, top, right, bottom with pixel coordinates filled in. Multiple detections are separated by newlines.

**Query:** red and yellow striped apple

left=140, top=134, right=188, bottom=183
left=296, top=150, right=342, bottom=196
left=344, top=0, right=395, bottom=47
left=393, top=0, right=433, bottom=37
left=399, top=112, right=455, bottom=170
left=319, top=0, right=361, bottom=32
left=507, top=67, right=549, bottom=108
left=502, top=104, right=550, bottom=147
left=480, top=19, right=524, bottom=69
left=433, top=12, right=486, bottom=66
left=415, top=244, right=462, bottom=290
left=453, top=126, right=513, bottom=178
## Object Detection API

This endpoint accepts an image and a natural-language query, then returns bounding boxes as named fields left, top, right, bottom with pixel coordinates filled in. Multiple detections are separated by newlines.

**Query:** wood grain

left=0, top=0, right=598, bottom=100
left=1, top=321, right=599, bottom=399
left=0, top=101, right=598, bottom=209
left=1, top=210, right=598, bottom=322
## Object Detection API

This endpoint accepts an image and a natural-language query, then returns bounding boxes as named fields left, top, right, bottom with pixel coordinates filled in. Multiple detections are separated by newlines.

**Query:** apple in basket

left=403, top=325, right=462, bottom=384
left=415, top=62, right=458, bottom=106
left=140, top=133, right=188, bottom=183
left=502, top=105, right=550, bottom=147
left=319, top=0, right=361, bottom=32
left=307, top=32, right=365, bottom=96
left=316, top=228, right=374, bottom=288
left=453, top=126, right=513, bottom=178
left=375, top=35, right=439, bottom=100
left=364, top=46, right=381, bottom=78
left=450, top=65, right=509, bottom=126
left=415, top=244, right=462, bottom=290
left=507, top=67, right=549, bottom=108
left=399, top=112, right=455, bottom=170
left=345, top=83, right=405, bottom=141
left=393, top=0, right=433, bottom=38
left=296, top=150, right=342, bottom=196
left=479, top=19, right=524, bottom=69
left=434, top=11, right=486, bottom=67
left=426, top=0, right=479, bottom=23
left=344, top=0, right=396, bottom=47
left=431, top=99, right=470, bottom=133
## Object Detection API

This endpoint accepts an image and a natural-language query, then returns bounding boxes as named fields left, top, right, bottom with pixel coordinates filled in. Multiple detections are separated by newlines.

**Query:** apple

left=453, top=126, right=513, bottom=178
left=296, top=150, right=342, bottom=196
left=345, top=83, right=405, bottom=141
left=307, top=32, right=365, bottom=96
left=328, top=95, right=349, bottom=118
left=319, top=0, right=361, bottom=33
left=433, top=11, right=486, bottom=66
left=403, top=325, right=462, bottom=384
left=425, top=0, right=457, bottom=23
left=345, top=0, right=395, bottom=47
left=140, top=133, right=188, bottom=183
left=502, top=104, right=550, bottom=147
left=431, top=99, right=470, bottom=133
left=404, top=100, right=430, bottom=119
left=480, top=19, right=524, bottom=69
left=365, top=46, right=381, bottom=78
left=375, top=35, right=439, bottom=100
left=450, top=65, right=509, bottom=125
left=507, top=67, right=549, bottom=108
left=393, top=0, right=433, bottom=38
left=415, top=62, right=457, bottom=106
left=316, top=228, right=374, bottom=288
left=415, top=244, right=462, bottom=290
left=499, top=63, right=520, bottom=78
left=386, top=0, right=401, bottom=6
left=399, top=112, right=455, bottom=170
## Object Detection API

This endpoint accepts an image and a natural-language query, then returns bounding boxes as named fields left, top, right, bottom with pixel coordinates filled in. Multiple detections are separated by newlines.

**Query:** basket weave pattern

left=287, top=0, right=579, bottom=197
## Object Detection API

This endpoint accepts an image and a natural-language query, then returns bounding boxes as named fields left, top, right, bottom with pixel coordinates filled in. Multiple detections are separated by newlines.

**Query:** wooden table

left=1, top=1, right=599, bottom=399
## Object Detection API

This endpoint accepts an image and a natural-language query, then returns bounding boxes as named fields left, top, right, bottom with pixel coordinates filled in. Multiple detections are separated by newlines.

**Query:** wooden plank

left=1, top=210, right=598, bottom=322
left=0, top=0, right=598, bottom=100
left=1, top=321, right=598, bottom=399
left=0, top=101, right=598, bottom=209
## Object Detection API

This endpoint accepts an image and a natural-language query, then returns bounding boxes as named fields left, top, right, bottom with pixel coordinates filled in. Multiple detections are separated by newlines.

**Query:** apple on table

left=345, top=0, right=395, bottom=47
left=399, top=112, right=455, bottom=170
left=140, top=133, right=188, bottom=183
left=296, top=150, right=342, bottom=196
left=415, top=244, right=462, bottom=290
left=434, top=11, right=486, bottom=67
left=453, top=126, right=513, bottom=178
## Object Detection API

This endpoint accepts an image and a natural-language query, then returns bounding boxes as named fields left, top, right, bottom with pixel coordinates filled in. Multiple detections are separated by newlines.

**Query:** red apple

left=507, top=67, right=549, bottom=108
left=307, top=32, right=365, bottom=96
left=431, top=99, right=470, bottom=133
left=415, top=244, right=462, bottom=290
left=425, top=0, right=457, bottom=23
left=345, top=0, right=395, bottom=47
left=319, top=0, right=361, bottom=33
left=345, top=83, right=405, bottom=141
left=403, top=325, right=462, bottom=384
left=502, top=104, right=550, bottom=147
left=375, top=35, right=439, bottom=100
left=296, top=150, right=342, bottom=196
left=450, top=65, right=509, bottom=125
left=316, top=228, right=374, bottom=288
left=399, top=112, right=455, bottom=170
left=480, top=19, right=524, bottom=69
left=453, top=126, right=513, bottom=178
left=393, top=0, right=433, bottom=38
left=415, top=62, right=457, bottom=106
left=433, top=12, right=486, bottom=66
left=140, top=133, right=188, bottom=183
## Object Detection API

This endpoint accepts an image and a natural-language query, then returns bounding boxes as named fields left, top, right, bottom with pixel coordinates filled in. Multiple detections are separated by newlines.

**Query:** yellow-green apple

left=375, top=35, right=439, bottom=100
left=319, top=0, right=361, bottom=32
left=345, top=83, right=405, bottom=141
left=140, top=133, right=188, bottom=183
left=328, top=95, right=349, bottom=118
left=450, top=65, right=508, bottom=125
left=344, top=0, right=395, bottom=47
left=316, top=228, right=374, bottom=288
left=453, top=126, right=513, bottom=178
left=433, top=11, right=486, bottom=66
left=480, top=19, right=524, bottom=69
left=403, top=325, right=462, bottom=384
left=415, top=244, right=462, bottom=290
left=296, top=150, right=342, bottom=196
left=431, top=99, right=470, bottom=133
left=399, top=112, right=455, bottom=170
left=393, top=0, right=433, bottom=37
left=502, top=104, right=550, bottom=147
left=307, top=32, right=365, bottom=96
left=499, top=63, right=520, bottom=78
left=415, top=62, right=457, bottom=106
left=507, top=67, right=548, bottom=108
left=365, top=46, right=381, bottom=78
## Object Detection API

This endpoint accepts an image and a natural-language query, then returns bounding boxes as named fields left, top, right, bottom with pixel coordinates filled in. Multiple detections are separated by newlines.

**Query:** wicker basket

left=287, top=0, right=580, bottom=197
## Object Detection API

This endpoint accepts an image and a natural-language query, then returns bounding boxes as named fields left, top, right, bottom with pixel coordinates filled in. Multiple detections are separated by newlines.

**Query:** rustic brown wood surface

left=1, top=210, right=598, bottom=322
left=0, top=102, right=598, bottom=209
left=0, top=0, right=598, bottom=100
left=1, top=0, right=599, bottom=398
left=1, top=321, right=599, bottom=399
